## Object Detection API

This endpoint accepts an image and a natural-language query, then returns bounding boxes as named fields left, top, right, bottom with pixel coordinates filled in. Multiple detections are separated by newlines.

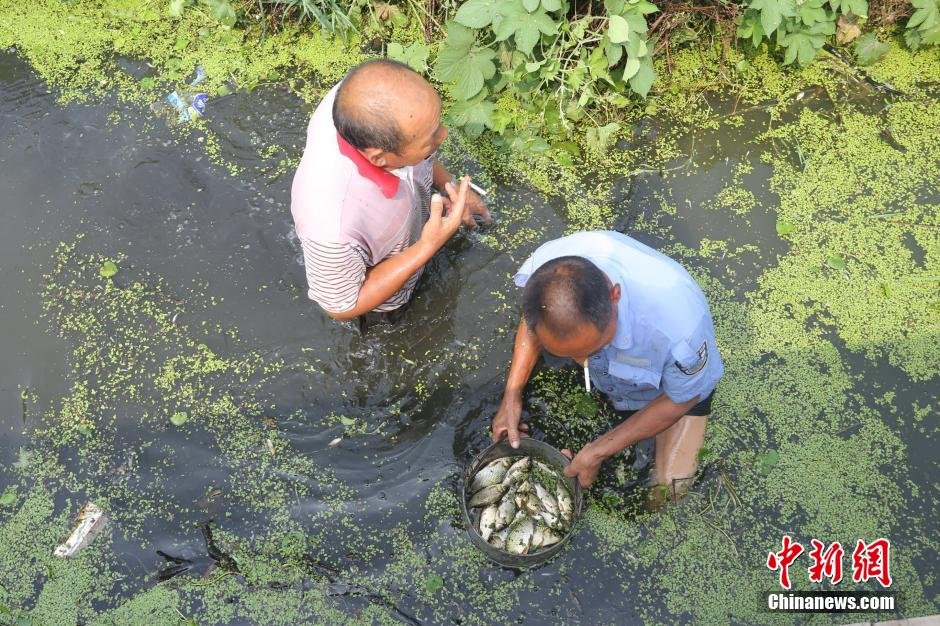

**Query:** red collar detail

left=336, top=132, right=400, bottom=199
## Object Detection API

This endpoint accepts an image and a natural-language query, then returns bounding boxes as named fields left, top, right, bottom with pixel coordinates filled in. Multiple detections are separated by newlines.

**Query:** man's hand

left=463, top=189, right=491, bottom=227
left=491, top=394, right=529, bottom=448
left=418, top=178, right=470, bottom=251
left=562, top=445, right=605, bottom=488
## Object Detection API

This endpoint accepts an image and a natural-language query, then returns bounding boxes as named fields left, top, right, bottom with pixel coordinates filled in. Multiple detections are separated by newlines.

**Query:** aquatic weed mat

left=1, top=12, right=939, bottom=626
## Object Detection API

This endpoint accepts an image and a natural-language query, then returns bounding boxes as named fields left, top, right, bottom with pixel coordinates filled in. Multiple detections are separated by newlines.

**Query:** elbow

left=323, top=307, right=360, bottom=321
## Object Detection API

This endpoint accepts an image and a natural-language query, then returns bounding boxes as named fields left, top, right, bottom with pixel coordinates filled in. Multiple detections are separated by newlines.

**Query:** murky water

left=1, top=48, right=936, bottom=624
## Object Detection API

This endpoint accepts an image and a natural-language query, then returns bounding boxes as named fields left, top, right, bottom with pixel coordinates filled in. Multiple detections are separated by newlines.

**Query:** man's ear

left=360, top=147, right=387, bottom=168
left=610, top=283, right=621, bottom=304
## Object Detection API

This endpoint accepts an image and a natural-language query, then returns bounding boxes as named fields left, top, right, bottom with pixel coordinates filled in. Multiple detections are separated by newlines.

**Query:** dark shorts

left=619, top=390, right=714, bottom=418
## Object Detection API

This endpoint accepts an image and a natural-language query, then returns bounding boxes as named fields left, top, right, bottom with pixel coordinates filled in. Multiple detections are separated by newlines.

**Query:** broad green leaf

left=605, top=40, right=624, bottom=67
left=541, top=0, right=563, bottom=10
left=626, top=35, right=648, bottom=57
left=829, top=0, right=867, bottom=16
left=442, top=22, right=476, bottom=53
left=339, top=415, right=356, bottom=426
left=99, top=260, right=118, bottom=278
left=624, top=12, right=649, bottom=35
left=169, top=0, right=185, bottom=17
left=454, top=0, right=502, bottom=28
left=622, top=56, right=641, bottom=80
left=605, top=0, right=626, bottom=12
left=854, top=32, right=890, bottom=65
left=737, top=11, right=766, bottom=47
left=523, top=0, right=540, bottom=11
left=780, top=20, right=833, bottom=65
left=826, top=254, right=846, bottom=270
left=628, top=55, right=655, bottom=96
left=798, top=0, right=829, bottom=25
left=387, top=41, right=430, bottom=73
left=633, top=0, right=659, bottom=15
left=608, top=14, right=631, bottom=43
left=170, top=411, right=189, bottom=426
left=750, top=0, right=796, bottom=35
left=511, top=9, right=558, bottom=55
left=436, top=38, right=496, bottom=100
left=775, top=220, right=795, bottom=235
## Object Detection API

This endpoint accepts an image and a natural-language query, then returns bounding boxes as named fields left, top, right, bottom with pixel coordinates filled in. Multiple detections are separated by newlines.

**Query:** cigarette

left=468, top=180, right=488, bottom=196
left=583, top=360, right=591, bottom=393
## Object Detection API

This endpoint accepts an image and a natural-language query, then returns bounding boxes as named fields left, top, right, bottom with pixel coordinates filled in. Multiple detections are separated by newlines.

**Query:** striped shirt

left=290, top=84, right=434, bottom=314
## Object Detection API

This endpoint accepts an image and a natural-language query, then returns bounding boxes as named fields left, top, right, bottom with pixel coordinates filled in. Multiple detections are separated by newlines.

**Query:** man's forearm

left=432, top=159, right=453, bottom=190
left=588, top=393, right=699, bottom=459
left=324, top=241, right=435, bottom=321
left=503, top=319, right=542, bottom=398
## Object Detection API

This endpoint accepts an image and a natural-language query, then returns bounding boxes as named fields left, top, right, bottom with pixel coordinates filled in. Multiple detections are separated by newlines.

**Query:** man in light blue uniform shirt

left=491, top=231, right=723, bottom=493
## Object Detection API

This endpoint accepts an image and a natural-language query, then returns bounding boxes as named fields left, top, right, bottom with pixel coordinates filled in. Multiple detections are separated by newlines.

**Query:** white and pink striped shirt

left=290, top=84, right=433, bottom=313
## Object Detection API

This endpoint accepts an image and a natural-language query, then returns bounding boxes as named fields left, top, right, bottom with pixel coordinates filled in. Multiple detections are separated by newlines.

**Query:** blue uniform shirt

left=515, top=231, right=724, bottom=411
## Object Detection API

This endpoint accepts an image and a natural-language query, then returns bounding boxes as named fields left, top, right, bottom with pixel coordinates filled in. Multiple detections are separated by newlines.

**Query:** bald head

left=522, top=257, right=615, bottom=340
left=333, top=59, right=440, bottom=155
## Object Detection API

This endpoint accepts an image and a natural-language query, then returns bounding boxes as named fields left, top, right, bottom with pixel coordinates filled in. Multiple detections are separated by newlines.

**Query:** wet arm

left=501, top=319, right=542, bottom=402
left=586, top=393, right=699, bottom=460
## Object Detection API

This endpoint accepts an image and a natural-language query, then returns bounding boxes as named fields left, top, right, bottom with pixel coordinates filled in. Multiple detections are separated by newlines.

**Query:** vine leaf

left=523, top=0, right=540, bottom=12
left=447, top=92, right=496, bottom=136
left=854, top=32, right=890, bottom=65
left=454, top=0, right=502, bottom=28
left=435, top=23, right=496, bottom=100
left=750, top=0, right=796, bottom=35
left=608, top=14, right=631, bottom=43
left=828, top=0, right=867, bottom=17
left=628, top=55, right=655, bottom=96
left=622, top=56, right=641, bottom=80
left=780, top=20, right=834, bottom=65
left=541, top=0, right=563, bottom=10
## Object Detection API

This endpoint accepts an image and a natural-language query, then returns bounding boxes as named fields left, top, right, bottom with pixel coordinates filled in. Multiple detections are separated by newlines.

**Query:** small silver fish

left=496, top=490, right=517, bottom=527
left=533, top=459, right=556, bottom=476
left=536, top=510, right=563, bottom=530
left=505, top=517, right=535, bottom=555
left=531, top=524, right=546, bottom=550
left=555, top=483, right=573, bottom=524
left=479, top=504, right=499, bottom=541
left=533, top=482, right=559, bottom=517
left=470, top=458, right=511, bottom=493
left=540, top=528, right=563, bottom=547
left=501, top=456, right=531, bottom=486
left=489, top=526, right=511, bottom=550
left=469, top=484, right=507, bottom=508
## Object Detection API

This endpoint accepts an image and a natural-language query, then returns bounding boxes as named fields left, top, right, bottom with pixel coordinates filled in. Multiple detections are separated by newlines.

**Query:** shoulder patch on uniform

left=675, top=342, right=708, bottom=376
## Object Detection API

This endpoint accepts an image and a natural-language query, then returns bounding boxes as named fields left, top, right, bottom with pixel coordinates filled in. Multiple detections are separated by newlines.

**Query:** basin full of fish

left=466, top=455, right=575, bottom=555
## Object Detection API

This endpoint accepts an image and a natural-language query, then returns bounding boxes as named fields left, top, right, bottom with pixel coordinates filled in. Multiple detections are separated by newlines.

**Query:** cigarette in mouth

left=583, top=360, right=591, bottom=393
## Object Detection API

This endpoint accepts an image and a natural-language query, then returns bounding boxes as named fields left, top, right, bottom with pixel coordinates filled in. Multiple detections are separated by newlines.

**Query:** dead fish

left=468, top=484, right=507, bottom=508
left=531, top=524, right=546, bottom=550
left=505, top=517, right=535, bottom=555
left=501, top=456, right=531, bottom=485
left=496, top=490, right=517, bottom=527
left=533, top=482, right=559, bottom=517
left=540, top=528, right=563, bottom=547
left=489, top=526, right=511, bottom=550
left=470, top=457, right=511, bottom=493
left=533, top=459, right=556, bottom=476
left=556, top=483, right=573, bottom=524
left=479, top=504, right=499, bottom=541
left=536, top=510, right=563, bottom=530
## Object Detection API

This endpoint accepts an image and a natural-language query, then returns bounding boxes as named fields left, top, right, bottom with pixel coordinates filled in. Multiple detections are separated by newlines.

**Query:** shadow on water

left=1, top=48, right=936, bottom=623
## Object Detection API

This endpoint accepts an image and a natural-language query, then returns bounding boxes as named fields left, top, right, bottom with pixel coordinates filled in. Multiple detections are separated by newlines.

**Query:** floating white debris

left=54, top=502, right=108, bottom=558
left=328, top=437, right=342, bottom=448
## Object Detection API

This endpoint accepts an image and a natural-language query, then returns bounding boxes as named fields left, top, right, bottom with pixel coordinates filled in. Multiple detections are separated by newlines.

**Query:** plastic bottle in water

left=150, top=66, right=208, bottom=124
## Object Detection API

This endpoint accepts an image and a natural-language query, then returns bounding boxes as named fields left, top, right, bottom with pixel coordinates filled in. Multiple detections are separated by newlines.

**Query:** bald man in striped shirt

left=291, top=60, right=490, bottom=325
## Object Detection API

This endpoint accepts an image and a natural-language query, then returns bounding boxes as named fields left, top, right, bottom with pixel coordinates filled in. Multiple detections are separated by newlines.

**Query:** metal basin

left=460, top=437, right=584, bottom=569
